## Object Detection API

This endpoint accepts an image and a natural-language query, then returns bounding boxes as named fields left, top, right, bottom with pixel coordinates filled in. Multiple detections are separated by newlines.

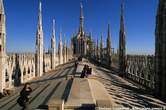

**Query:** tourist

left=84, top=65, right=88, bottom=78
left=17, top=82, right=32, bottom=109
left=87, top=68, right=92, bottom=75
left=80, top=65, right=86, bottom=78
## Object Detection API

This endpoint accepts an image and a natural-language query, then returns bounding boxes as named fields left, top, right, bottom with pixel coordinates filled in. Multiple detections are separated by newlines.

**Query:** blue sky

left=4, top=0, right=158, bottom=54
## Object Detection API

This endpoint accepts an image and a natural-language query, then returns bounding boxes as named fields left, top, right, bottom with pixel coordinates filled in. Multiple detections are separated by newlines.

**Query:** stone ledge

left=88, top=79, right=113, bottom=108
left=65, top=78, right=95, bottom=109
left=48, top=99, right=64, bottom=110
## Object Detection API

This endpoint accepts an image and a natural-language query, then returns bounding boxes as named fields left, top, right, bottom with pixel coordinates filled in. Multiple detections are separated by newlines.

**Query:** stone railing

left=126, top=55, right=155, bottom=89
left=3, top=52, right=73, bottom=90
left=90, top=53, right=155, bottom=89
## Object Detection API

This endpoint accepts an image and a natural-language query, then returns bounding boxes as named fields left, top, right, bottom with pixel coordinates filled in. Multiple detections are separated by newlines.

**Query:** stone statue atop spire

left=35, top=1, right=44, bottom=77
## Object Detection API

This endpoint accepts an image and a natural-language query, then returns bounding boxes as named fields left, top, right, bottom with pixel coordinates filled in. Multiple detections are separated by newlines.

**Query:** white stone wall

left=2, top=51, right=73, bottom=91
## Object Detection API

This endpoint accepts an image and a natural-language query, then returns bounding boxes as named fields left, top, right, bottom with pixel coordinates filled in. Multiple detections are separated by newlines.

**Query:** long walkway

left=0, top=60, right=166, bottom=110
left=0, top=62, right=75, bottom=110
left=94, top=65, right=166, bottom=108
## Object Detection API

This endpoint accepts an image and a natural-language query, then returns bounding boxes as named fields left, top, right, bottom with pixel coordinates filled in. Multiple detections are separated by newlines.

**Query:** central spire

left=79, top=1, right=84, bottom=36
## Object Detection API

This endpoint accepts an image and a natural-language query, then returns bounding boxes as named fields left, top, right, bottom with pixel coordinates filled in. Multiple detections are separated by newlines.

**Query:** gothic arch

left=5, top=69, right=9, bottom=82
left=31, top=66, right=34, bottom=72
left=23, top=68, right=26, bottom=76
left=28, top=67, right=30, bottom=74
left=12, top=68, right=15, bottom=80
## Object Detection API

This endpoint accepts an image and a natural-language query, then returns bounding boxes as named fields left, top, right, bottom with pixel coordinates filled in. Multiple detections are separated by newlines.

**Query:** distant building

left=71, top=2, right=92, bottom=57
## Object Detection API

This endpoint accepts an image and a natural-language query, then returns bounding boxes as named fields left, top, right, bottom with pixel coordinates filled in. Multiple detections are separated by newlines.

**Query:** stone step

left=0, top=83, right=38, bottom=108
left=1, top=83, right=50, bottom=110
left=0, top=81, right=39, bottom=104
left=10, top=66, right=74, bottom=110
left=67, top=68, right=75, bottom=76
left=41, top=70, right=59, bottom=79
left=0, top=63, right=76, bottom=110
left=28, top=81, right=61, bottom=109
left=65, top=78, right=95, bottom=109
left=88, top=79, right=112, bottom=108
left=41, top=70, right=58, bottom=79
left=50, top=69, right=66, bottom=79
left=31, top=69, right=63, bottom=84
left=8, top=85, right=38, bottom=110
left=59, top=68, right=70, bottom=77
left=47, top=80, right=68, bottom=103
left=66, top=67, right=75, bottom=79
left=48, top=79, right=73, bottom=110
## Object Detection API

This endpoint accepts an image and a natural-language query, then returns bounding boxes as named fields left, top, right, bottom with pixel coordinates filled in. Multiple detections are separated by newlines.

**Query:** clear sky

left=4, top=0, right=158, bottom=54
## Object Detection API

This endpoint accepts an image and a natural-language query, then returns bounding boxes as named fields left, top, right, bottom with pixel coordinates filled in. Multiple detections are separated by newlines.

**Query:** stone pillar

left=21, top=67, right=24, bottom=84
left=63, top=35, right=67, bottom=63
left=59, top=31, right=63, bottom=64
left=84, top=39, right=87, bottom=56
left=155, top=0, right=166, bottom=99
left=0, top=58, right=6, bottom=92
left=96, top=38, right=99, bottom=62
left=0, top=0, right=6, bottom=93
left=107, top=24, right=112, bottom=67
left=8, top=68, right=13, bottom=89
left=100, top=34, right=103, bottom=63
left=33, top=63, right=35, bottom=78
left=35, top=1, right=44, bottom=77
left=51, top=19, right=56, bottom=69
left=66, top=46, right=68, bottom=62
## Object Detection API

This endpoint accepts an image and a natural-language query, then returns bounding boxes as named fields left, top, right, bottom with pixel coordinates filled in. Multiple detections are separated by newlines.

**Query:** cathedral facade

left=71, top=3, right=92, bottom=57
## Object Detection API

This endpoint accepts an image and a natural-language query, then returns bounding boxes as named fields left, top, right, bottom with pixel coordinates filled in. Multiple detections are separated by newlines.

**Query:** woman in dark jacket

left=81, top=65, right=86, bottom=78
left=17, top=83, right=32, bottom=109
